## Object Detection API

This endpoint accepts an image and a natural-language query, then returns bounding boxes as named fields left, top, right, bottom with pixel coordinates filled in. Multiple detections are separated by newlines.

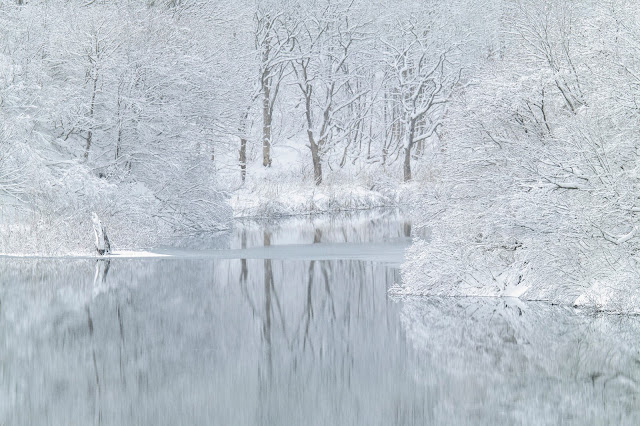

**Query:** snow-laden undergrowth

left=231, top=175, right=398, bottom=218
left=227, top=143, right=420, bottom=218
left=0, top=141, right=231, bottom=255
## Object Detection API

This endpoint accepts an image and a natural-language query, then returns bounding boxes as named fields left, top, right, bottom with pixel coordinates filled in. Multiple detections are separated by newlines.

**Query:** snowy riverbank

left=231, top=181, right=398, bottom=218
left=227, top=152, right=421, bottom=218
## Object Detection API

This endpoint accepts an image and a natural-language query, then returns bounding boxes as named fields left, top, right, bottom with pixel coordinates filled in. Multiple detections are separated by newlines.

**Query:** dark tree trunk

left=403, top=146, right=412, bottom=182
left=84, top=74, right=98, bottom=161
left=403, top=119, right=416, bottom=182
left=239, top=137, right=247, bottom=182
left=262, top=86, right=272, bottom=167
left=308, top=131, right=322, bottom=185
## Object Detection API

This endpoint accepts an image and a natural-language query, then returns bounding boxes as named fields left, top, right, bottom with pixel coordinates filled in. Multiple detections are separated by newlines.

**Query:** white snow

left=502, top=284, right=530, bottom=298
left=107, top=250, right=172, bottom=258
left=0, top=250, right=170, bottom=259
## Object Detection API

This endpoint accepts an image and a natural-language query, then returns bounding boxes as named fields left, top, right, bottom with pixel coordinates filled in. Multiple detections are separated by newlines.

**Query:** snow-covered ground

left=0, top=250, right=171, bottom=259
left=225, top=144, right=419, bottom=218
left=231, top=180, right=395, bottom=218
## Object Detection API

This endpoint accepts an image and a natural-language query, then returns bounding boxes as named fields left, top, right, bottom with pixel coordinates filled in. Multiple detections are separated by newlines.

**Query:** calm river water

left=0, top=210, right=639, bottom=425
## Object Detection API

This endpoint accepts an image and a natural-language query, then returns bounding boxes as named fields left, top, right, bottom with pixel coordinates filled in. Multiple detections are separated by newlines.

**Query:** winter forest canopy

left=2, top=0, right=640, bottom=311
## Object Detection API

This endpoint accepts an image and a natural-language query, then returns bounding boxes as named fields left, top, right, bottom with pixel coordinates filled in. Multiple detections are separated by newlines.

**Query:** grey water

left=0, top=210, right=639, bottom=425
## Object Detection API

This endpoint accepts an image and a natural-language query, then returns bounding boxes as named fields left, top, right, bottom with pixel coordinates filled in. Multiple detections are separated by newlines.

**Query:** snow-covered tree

left=399, top=0, right=640, bottom=312
left=290, top=2, right=369, bottom=185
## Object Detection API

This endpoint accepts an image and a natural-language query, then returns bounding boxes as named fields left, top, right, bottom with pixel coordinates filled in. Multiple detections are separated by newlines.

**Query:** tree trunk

left=85, top=129, right=93, bottom=161
left=91, top=212, right=111, bottom=256
left=115, top=85, right=123, bottom=161
left=262, top=86, right=272, bottom=167
left=84, top=74, right=98, bottom=161
left=403, top=119, right=416, bottom=182
left=308, top=131, right=322, bottom=185
left=403, top=146, right=412, bottom=182
left=239, top=137, right=247, bottom=183
left=115, top=126, right=122, bottom=161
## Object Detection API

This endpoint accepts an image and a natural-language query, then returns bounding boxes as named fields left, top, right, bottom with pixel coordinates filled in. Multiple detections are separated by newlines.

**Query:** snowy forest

left=2, top=0, right=640, bottom=312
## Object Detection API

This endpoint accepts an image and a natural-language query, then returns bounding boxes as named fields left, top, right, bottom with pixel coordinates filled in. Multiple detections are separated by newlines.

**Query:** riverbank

left=229, top=168, right=421, bottom=218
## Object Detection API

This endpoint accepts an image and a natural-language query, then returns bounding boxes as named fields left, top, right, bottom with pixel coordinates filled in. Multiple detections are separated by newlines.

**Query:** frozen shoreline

left=0, top=250, right=172, bottom=260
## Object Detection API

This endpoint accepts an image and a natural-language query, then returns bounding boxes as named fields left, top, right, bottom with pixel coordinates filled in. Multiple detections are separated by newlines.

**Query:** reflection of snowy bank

left=397, top=297, right=640, bottom=424
left=231, top=208, right=412, bottom=245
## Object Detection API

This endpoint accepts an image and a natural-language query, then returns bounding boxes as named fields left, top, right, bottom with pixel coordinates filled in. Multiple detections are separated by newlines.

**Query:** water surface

left=0, top=210, right=639, bottom=425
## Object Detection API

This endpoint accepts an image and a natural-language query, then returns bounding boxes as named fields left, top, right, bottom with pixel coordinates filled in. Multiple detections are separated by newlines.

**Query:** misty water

left=1, top=210, right=639, bottom=425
